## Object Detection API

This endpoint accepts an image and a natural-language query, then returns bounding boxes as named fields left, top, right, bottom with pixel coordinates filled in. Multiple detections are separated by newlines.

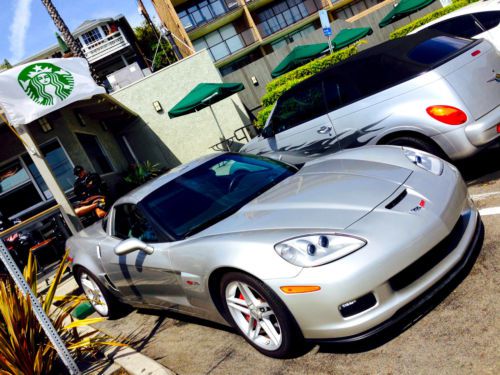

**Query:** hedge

left=255, top=43, right=360, bottom=127
left=389, top=0, right=479, bottom=39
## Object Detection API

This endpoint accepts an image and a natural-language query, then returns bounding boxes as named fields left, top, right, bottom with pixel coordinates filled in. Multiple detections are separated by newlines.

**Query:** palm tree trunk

left=40, top=0, right=101, bottom=83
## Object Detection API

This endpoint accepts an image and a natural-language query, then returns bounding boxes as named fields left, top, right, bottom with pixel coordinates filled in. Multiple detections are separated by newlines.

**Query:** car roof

left=114, top=152, right=224, bottom=205
left=284, top=29, right=470, bottom=93
left=410, top=0, right=500, bottom=34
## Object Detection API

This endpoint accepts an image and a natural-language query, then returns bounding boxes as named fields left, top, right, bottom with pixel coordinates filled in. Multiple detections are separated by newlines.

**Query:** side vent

left=386, top=189, right=408, bottom=210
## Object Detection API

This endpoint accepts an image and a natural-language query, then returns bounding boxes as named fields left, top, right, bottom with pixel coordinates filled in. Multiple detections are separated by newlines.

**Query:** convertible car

left=67, top=147, right=483, bottom=358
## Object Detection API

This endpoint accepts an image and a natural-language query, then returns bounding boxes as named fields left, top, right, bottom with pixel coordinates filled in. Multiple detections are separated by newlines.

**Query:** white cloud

left=9, top=0, right=33, bottom=63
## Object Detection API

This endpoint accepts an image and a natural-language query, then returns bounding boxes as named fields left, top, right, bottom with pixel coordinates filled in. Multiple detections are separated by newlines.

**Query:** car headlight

left=274, top=234, right=367, bottom=267
left=403, top=147, right=443, bottom=175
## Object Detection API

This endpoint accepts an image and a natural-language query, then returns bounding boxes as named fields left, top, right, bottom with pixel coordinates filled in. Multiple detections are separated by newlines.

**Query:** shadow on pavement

left=456, top=145, right=500, bottom=184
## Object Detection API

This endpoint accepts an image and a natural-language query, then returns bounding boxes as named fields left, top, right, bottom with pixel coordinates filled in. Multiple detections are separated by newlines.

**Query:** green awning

left=168, top=82, right=245, bottom=118
left=271, top=43, right=329, bottom=78
left=379, top=0, right=436, bottom=28
left=332, top=27, right=373, bottom=50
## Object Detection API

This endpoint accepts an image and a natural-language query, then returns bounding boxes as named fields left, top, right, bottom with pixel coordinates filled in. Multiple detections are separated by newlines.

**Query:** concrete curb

left=102, top=346, right=175, bottom=375
left=53, top=277, right=176, bottom=375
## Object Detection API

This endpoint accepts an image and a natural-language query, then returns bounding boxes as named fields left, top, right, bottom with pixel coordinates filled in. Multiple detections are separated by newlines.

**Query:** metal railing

left=256, top=0, right=325, bottom=38
left=81, top=31, right=130, bottom=64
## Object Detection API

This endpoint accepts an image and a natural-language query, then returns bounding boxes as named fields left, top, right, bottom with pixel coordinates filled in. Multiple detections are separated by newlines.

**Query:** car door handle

left=317, top=126, right=332, bottom=134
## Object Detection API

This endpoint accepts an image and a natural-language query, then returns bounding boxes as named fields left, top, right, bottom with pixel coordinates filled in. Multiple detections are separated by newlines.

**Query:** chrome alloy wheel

left=225, top=281, right=282, bottom=350
left=80, top=272, right=109, bottom=316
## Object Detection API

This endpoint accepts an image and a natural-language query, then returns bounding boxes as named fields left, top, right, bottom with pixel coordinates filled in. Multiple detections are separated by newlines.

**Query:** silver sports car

left=67, top=146, right=483, bottom=358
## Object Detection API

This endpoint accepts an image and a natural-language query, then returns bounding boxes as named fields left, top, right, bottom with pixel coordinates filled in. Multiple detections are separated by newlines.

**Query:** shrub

left=390, top=0, right=480, bottom=39
left=255, top=43, right=360, bottom=127
left=0, top=252, right=125, bottom=374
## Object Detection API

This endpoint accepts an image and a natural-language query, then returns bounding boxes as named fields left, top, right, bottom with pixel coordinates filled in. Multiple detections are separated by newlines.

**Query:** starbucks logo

left=18, top=63, right=74, bottom=106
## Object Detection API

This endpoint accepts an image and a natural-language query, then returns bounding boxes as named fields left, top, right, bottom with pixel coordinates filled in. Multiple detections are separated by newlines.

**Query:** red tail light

left=426, top=105, right=467, bottom=125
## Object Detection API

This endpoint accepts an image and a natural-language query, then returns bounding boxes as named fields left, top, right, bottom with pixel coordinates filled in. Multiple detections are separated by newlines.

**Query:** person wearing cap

left=73, top=165, right=103, bottom=201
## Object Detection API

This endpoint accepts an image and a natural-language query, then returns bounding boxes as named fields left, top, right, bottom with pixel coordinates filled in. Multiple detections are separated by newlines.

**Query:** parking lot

left=92, top=148, right=500, bottom=375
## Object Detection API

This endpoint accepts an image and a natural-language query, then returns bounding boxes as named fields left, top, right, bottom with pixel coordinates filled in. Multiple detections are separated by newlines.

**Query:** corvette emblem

left=410, top=199, right=426, bottom=213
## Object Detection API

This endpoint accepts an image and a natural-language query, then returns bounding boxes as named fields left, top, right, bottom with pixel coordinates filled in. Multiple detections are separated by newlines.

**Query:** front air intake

left=339, top=293, right=377, bottom=318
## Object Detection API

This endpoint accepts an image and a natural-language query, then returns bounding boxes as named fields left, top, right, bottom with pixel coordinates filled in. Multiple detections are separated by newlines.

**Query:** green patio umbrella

left=271, top=43, right=329, bottom=78
left=379, top=0, right=436, bottom=28
left=331, top=27, right=373, bottom=50
left=55, top=32, right=70, bottom=54
left=168, top=82, right=245, bottom=150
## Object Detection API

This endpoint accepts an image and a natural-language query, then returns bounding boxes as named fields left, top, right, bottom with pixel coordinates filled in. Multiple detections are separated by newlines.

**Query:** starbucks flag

left=0, top=58, right=105, bottom=127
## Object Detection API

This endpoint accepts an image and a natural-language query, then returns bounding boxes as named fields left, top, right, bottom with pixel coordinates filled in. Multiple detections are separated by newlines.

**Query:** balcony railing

left=208, top=28, right=258, bottom=62
left=256, top=0, right=325, bottom=38
left=179, top=0, right=241, bottom=32
left=81, top=31, right=130, bottom=64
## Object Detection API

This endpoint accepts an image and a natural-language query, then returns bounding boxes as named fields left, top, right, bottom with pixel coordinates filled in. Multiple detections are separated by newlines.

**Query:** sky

left=0, top=0, right=159, bottom=65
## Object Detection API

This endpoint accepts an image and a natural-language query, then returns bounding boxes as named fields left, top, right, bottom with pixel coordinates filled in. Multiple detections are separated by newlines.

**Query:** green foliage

left=0, top=252, right=125, bottom=374
left=390, top=0, right=480, bottom=39
left=0, top=59, right=12, bottom=70
left=255, top=43, right=360, bottom=128
left=124, top=160, right=162, bottom=187
left=134, top=21, right=177, bottom=70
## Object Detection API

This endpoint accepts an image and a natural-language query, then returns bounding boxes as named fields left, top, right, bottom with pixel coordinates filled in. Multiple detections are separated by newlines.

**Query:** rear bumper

left=308, top=214, right=484, bottom=345
left=464, top=105, right=500, bottom=147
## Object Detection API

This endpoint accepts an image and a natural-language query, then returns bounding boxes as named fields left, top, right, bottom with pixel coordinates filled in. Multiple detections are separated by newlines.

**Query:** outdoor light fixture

left=76, top=112, right=87, bottom=127
left=153, top=101, right=163, bottom=112
left=38, top=117, right=52, bottom=133
left=100, top=120, right=108, bottom=131
left=251, top=76, right=259, bottom=86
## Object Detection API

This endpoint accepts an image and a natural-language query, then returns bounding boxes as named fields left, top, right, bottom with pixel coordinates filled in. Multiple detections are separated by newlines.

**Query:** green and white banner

left=0, top=58, right=105, bottom=127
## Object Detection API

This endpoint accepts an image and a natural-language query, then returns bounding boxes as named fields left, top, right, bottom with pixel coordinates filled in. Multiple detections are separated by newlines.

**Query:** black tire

left=219, top=272, right=305, bottom=358
left=75, top=267, right=124, bottom=318
left=385, top=136, right=448, bottom=160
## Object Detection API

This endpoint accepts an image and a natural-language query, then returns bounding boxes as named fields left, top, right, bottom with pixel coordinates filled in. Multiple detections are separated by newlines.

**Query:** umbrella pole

left=209, top=105, right=228, bottom=151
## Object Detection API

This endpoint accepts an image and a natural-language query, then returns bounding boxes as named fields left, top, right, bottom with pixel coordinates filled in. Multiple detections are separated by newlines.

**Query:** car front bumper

left=308, top=213, right=483, bottom=344
left=265, top=163, right=482, bottom=340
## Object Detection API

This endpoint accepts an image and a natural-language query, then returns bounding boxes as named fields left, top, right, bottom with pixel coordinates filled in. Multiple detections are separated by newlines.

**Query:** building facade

left=18, top=16, right=149, bottom=91
left=149, top=0, right=384, bottom=75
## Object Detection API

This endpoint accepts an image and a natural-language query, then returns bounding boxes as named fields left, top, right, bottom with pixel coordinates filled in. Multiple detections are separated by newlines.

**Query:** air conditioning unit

left=106, top=62, right=145, bottom=91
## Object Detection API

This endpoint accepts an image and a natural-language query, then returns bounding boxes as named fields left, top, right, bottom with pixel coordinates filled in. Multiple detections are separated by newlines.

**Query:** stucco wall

left=111, top=50, right=251, bottom=163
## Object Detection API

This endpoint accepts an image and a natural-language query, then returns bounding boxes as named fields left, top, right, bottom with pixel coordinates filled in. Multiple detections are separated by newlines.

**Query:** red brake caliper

left=239, top=291, right=258, bottom=328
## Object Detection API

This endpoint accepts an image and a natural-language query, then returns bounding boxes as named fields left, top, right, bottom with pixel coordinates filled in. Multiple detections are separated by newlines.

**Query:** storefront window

left=23, top=139, right=74, bottom=199
left=0, top=161, right=30, bottom=194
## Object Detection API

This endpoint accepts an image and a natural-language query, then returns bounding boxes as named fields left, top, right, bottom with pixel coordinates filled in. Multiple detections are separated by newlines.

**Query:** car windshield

left=140, top=153, right=297, bottom=239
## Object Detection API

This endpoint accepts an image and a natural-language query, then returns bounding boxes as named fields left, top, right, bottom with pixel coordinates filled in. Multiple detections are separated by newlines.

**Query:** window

left=0, top=161, right=43, bottom=218
left=407, top=36, right=471, bottom=65
left=474, top=11, right=500, bottom=31
left=427, top=15, right=483, bottom=39
left=192, top=24, right=244, bottom=61
left=113, top=204, right=159, bottom=242
left=76, top=133, right=113, bottom=174
left=23, top=139, right=74, bottom=198
left=177, top=0, right=235, bottom=30
left=141, top=154, right=296, bottom=239
left=271, top=80, right=326, bottom=133
left=271, top=25, right=316, bottom=51
left=81, top=28, right=103, bottom=45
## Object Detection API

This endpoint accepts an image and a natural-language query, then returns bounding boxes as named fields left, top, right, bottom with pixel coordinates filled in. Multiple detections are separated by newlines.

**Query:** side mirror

left=114, top=238, right=154, bottom=256
left=261, top=126, right=274, bottom=139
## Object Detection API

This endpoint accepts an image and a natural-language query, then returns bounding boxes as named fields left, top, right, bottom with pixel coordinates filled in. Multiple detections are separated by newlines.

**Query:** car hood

left=199, top=158, right=413, bottom=236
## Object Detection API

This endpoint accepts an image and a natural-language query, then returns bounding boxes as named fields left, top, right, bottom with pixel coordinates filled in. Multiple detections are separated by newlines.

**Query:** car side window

left=428, top=15, right=483, bottom=38
left=113, top=204, right=159, bottom=243
left=270, top=80, right=326, bottom=134
left=473, top=11, right=500, bottom=31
